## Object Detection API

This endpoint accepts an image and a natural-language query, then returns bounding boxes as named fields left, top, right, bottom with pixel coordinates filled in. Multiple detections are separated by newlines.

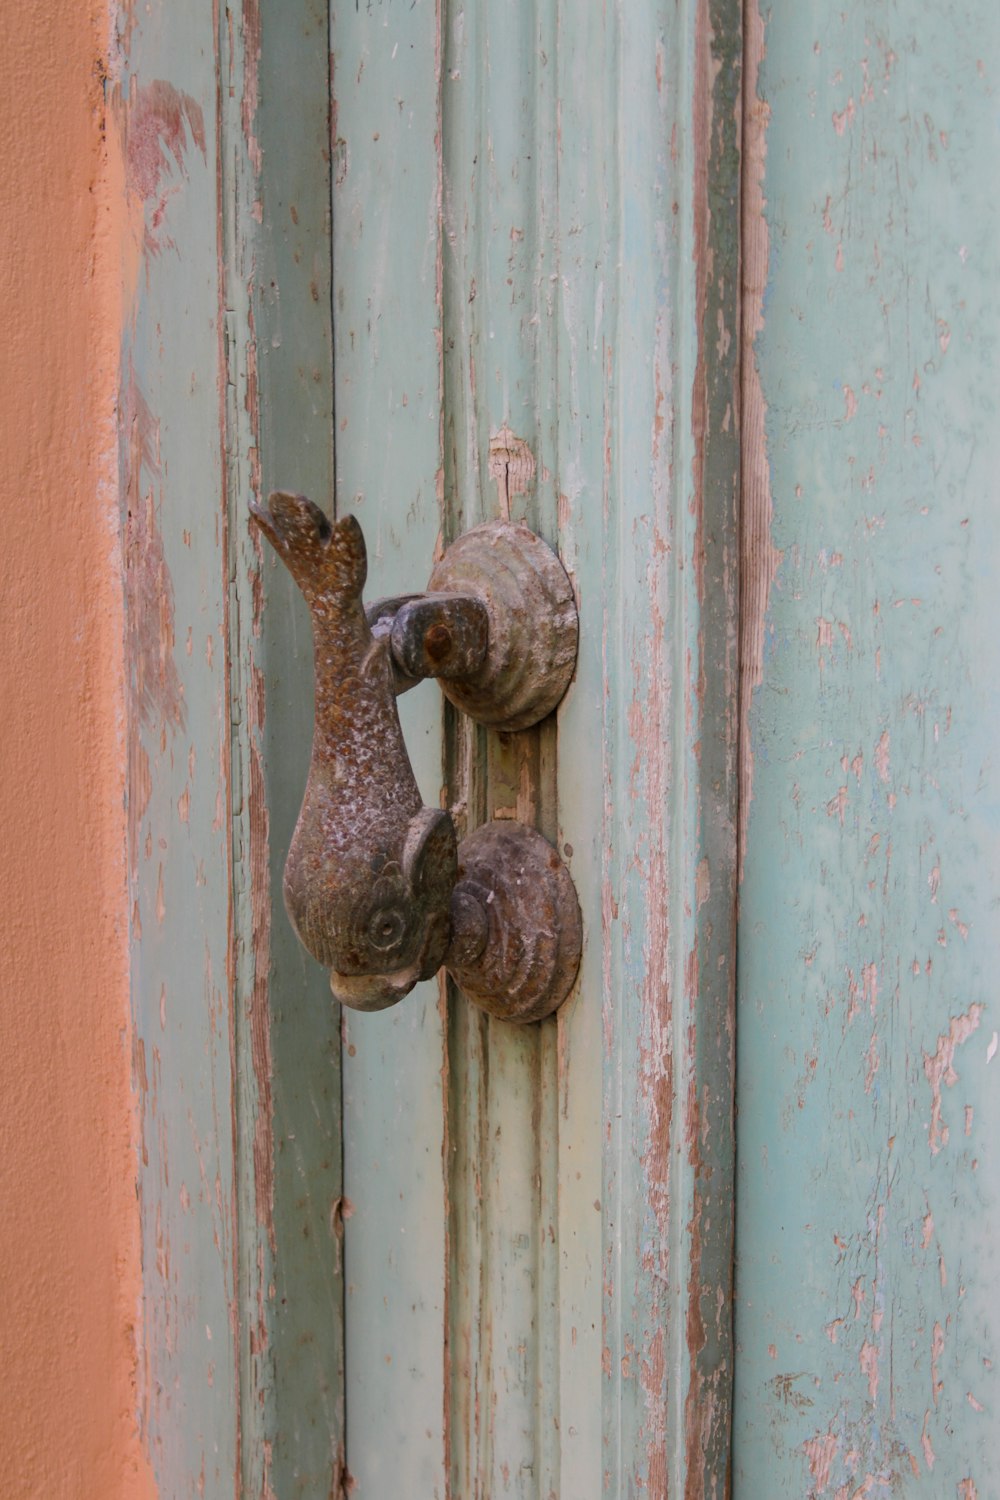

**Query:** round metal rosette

left=427, top=520, right=578, bottom=731
left=446, top=822, right=582, bottom=1024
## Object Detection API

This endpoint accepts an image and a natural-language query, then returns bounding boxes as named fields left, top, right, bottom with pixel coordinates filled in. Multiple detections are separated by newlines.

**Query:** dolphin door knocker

left=250, top=492, right=581, bottom=1023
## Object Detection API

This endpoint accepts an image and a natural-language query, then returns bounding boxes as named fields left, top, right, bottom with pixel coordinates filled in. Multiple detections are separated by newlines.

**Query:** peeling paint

left=804, top=1431, right=838, bottom=1490
left=734, top=0, right=999, bottom=1491
left=488, top=423, right=536, bottom=520
left=122, top=378, right=186, bottom=738
left=923, top=1004, right=983, bottom=1155
left=738, top=0, right=781, bottom=884
left=124, top=78, right=207, bottom=255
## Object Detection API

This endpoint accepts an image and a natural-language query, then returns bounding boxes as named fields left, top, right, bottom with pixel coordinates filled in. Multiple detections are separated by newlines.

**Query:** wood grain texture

left=331, top=1, right=741, bottom=1495
left=594, top=4, right=741, bottom=1494
left=116, top=6, right=239, bottom=1492
left=125, top=0, right=740, bottom=1491
left=121, top=1, right=342, bottom=1495
left=224, top=2, right=344, bottom=1496
left=330, top=3, right=450, bottom=1494
left=441, top=5, right=562, bottom=1495
left=735, top=2, right=1000, bottom=1493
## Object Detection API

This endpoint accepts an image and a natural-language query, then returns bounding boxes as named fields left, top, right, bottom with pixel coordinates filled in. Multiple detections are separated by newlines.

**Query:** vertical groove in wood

left=593, top=2, right=742, bottom=1495
left=331, top=1, right=449, bottom=1493
left=440, top=2, right=564, bottom=1495
left=736, top=0, right=778, bottom=887
left=550, top=5, right=615, bottom=1494
left=221, top=1, right=344, bottom=1496
left=445, top=705, right=488, bottom=1497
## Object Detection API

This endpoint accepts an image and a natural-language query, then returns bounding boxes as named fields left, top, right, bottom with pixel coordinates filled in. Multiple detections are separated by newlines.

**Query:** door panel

left=735, top=2, right=1000, bottom=1492
left=121, top=2, right=344, bottom=1496
left=234, top=5, right=345, bottom=1493
left=331, top=5, right=450, bottom=1494
left=330, top=2, right=740, bottom=1496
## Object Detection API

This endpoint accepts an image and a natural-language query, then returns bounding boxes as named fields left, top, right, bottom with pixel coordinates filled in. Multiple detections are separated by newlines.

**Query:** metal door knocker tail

left=250, top=492, right=582, bottom=1023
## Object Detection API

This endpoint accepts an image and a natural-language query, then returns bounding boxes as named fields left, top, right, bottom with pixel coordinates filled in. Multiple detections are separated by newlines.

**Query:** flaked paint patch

left=922, top=1003, right=983, bottom=1154
left=635, top=579, right=674, bottom=1496
left=124, top=492, right=184, bottom=715
left=123, top=374, right=186, bottom=749
left=337, top=1448, right=358, bottom=1497
left=920, top=1410, right=935, bottom=1469
left=803, top=1430, right=838, bottom=1491
left=738, top=0, right=782, bottom=883
left=683, top=1041, right=707, bottom=1500
left=488, top=424, right=535, bottom=520
left=874, top=729, right=891, bottom=782
left=640, top=1325, right=667, bottom=1497
left=920, top=1210, right=934, bottom=1250
left=129, top=738, right=152, bottom=872
left=682, top=18, right=722, bottom=1480
left=241, top=0, right=263, bottom=173
left=248, top=674, right=275, bottom=1257
left=240, top=169, right=273, bottom=1273
left=863, top=1029, right=879, bottom=1094
left=931, top=1319, right=945, bottom=1407
left=859, top=1338, right=879, bottom=1403
left=124, top=78, right=207, bottom=255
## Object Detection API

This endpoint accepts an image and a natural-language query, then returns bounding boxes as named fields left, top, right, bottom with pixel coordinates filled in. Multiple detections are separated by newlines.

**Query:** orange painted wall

left=0, top=2, right=155, bottom=1495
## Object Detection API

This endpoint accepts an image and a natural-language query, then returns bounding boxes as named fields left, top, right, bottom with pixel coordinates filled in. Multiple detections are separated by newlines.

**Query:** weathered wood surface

left=226, top=3, right=344, bottom=1496
left=735, top=2, right=1000, bottom=1494
left=121, top=0, right=1000, bottom=1492
left=331, top=1, right=741, bottom=1495
left=119, top=0, right=1000, bottom=1491
left=119, top=0, right=342, bottom=1494
left=116, top=7, right=238, bottom=1491
left=330, top=4, right=450, bottom=1496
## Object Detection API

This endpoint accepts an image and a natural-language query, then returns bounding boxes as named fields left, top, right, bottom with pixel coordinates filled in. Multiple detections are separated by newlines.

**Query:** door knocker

left=250, top=492, right=581, bottom=1023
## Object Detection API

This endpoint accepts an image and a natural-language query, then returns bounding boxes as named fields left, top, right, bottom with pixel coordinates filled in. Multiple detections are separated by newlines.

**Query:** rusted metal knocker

left=250, top=492, right=581, bottom=1023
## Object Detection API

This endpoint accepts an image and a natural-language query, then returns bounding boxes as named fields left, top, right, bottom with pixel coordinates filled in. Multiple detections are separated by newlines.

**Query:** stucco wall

left=0, top=2, right=155, bottom=1495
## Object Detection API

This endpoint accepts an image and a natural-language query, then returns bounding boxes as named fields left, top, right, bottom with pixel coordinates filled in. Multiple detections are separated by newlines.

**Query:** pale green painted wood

left=125, top=0, right=742, bottom=1493
left=117, top=9, right=239, bottom=1494
left=735, top=3, right=1000, bottom=1493
left=440, top=7, right=563, bottom=1496
left=330, top=3, right=450, bottom=1494
left=223, top=2, right=344, bottom=1496
left=122, top=3, right=343, bottom=1496
left=330, top=2, right=742, bottom=1496
left=592, top=4, right=742, bottom=1493
left=548, top=5, right=612, bottom=1491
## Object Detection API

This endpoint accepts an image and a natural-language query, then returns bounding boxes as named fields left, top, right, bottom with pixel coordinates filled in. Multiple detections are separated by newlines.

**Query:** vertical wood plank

left=594, top=2, right=741, bottom=1495
left=549, top=10, right=616, bottom=1496
left=438, top=2, right=741, bottom=1496
left=116, top=5, right=239, bottom=1493
left=222, top=2, right=344, bottom=1496
left=329, top=2, right=740, bottom=1495
left=735, top=2, right=1000, bottom=1493
left=441, top=6, right=562, bottom=1496
left=121, top=2, right=344, bottom=1495
left=330, top=2, right=448, bottom=1493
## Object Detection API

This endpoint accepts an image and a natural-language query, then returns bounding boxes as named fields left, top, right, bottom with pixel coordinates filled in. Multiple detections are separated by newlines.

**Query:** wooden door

left=119, top=0, right=996, bottom=1496
left=734, top=2, right=1000, bottom=1493
left=329, top=3, right=739, bottom=1496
